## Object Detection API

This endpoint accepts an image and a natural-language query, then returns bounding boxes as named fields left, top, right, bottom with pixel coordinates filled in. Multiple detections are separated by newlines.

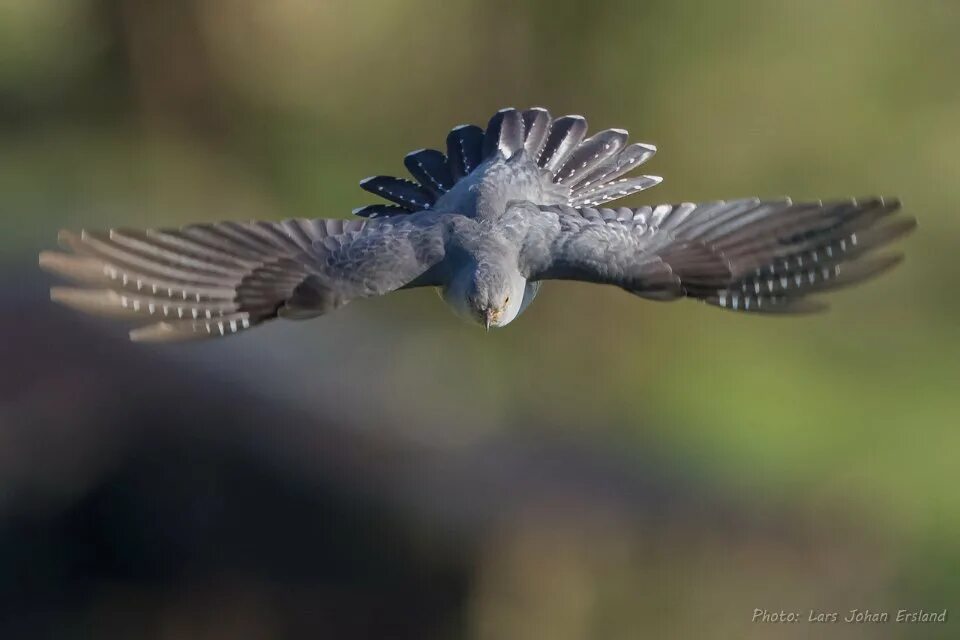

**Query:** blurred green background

left=2, top=0, right=958, bottom=638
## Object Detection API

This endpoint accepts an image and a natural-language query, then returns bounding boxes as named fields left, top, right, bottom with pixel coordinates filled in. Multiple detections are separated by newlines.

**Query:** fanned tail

left=353, top=107, right=661, bottom=218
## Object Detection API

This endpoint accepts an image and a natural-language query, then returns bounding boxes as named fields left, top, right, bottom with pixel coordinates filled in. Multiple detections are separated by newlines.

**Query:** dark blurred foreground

left=1, top=273, right=922, bottom=639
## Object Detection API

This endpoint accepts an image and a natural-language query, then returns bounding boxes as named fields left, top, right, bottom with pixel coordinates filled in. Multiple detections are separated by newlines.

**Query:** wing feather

left=41, top=215, right=448, bottom=341
left=522, top=198, right=915, bottom=313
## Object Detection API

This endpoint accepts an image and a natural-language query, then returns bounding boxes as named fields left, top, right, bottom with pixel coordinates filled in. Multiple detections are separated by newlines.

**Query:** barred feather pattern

left=354, top=107, right=660, bottom=218
left=39, top=219, right=368, bottom=342
left=533, top=197, right=915, bottom=314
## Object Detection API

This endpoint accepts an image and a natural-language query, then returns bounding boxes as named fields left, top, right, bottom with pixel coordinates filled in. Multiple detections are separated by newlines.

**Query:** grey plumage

left=572, top=142, right=657, bottom=191
left=573, top=175, right=664, bottom=207
left=445, top=124, right=484, bottom=180
left=521, top=107, right=551, bottom=157
left=43, top=217, right=445, bottom=341
left=358, top=176, right=434, bottom=212
left=356, top=107, right=659, bottom=217
left=539, top=115, right=588, bottom=173
left=350, top=204, right=408, bottom=219
left=555, top=129, right=628, bottom=185
left=526, top=197, right=912, bottom=313
left=482, top=108, right=525, bottom=159
left=403, top=149, right=453, bottom=196
left=41, top=106, right=916, bottom=341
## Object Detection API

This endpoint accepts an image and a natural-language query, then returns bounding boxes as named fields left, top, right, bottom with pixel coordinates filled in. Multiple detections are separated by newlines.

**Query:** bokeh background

left=2, top=0, right=958, bottom=638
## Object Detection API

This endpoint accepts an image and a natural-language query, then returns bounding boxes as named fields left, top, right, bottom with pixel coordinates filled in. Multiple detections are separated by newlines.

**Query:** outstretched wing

left=519, top=198, right=915, bottom=313
left=40, top=215, right=448, bottom=341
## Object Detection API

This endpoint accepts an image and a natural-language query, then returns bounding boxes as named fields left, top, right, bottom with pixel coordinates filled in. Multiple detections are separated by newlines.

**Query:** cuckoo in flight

left=40, top=107, right=916, bottom=341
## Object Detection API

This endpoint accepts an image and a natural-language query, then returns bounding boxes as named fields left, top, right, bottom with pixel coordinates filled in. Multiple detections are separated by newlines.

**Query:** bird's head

left=467, top=269, right=512, bottom=329
left=448, top=263, right=525, bottom=330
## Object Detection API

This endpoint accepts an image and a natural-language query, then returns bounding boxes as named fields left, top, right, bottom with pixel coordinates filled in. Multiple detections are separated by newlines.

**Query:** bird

left=40, top=106, right=916, bottom=342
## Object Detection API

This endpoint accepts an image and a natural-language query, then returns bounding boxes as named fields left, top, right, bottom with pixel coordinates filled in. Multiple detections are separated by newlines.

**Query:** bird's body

left=426, top=150, right=551, bottom=327
left=40, top=107, right=915, bottom=341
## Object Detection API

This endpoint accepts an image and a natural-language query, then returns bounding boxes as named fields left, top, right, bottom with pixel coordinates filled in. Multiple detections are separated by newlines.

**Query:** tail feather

left=353, top=106, right=660, bottom=218
left=571, top=142, right=657, bottom=191
left=482, top=108, right=525, bottom=159
left=574, top=175, right=664, bottom=207
left=446, top=124, right=485, bottom=180
left=555, top=129, right=627, bottom=185
left=521, top=107, right=551, bottom=158
left=403, top=149, right=454, bottom=195
left=359, top=176, right=434, bottom=210
left=351, top=204, right=410, bottom=219
left=539, top=115, right=588, bottom=173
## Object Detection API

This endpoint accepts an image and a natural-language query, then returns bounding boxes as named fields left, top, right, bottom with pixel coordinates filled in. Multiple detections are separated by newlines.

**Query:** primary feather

left=42, top=215, right=447, bottom=341
left=525, top=197, right=914, bottom=313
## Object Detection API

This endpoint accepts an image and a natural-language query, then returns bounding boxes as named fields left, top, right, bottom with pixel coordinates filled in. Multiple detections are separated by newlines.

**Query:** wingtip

left=50, top=286, right=93, bottom=306
left=879, top=195, right=902, bottom=209
left=49, top=286, right=68, bottom=304
left=882, top=215, right=918, bottom=240
left=867, top=252, right=905, bottom=273
left=50, top=286, right=118, bottom=314
left=39, top=250, right=106, bottom=283
left=57, top=229, right=82, bottom=250
left=129, top=322, right=178, bottom=343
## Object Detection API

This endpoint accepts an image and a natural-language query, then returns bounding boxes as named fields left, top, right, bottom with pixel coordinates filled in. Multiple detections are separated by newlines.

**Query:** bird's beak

left=484, top=310, right=492, bottom=331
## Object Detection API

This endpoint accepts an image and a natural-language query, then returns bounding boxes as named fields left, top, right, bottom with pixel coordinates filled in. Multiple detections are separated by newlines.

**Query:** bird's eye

left=504, top=295, right=510, bottom=304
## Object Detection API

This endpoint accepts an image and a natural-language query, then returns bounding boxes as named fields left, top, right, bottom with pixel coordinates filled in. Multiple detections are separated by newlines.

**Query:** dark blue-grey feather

left=483, top=108, right=525, bottom=159
left=570, top=142, right=656, bottom=192
left=404, top=149, right=453, bottom=196
left=573, top=175, right=662, bottom=207
left=359, top=176, right=434, bottom=211
left=352, top=204, right=411, bottom=219
left=555, top=129, right=628, bottom=185
left=521, top=107, right=551, bottom=159
left=446, top=124, right=485, bottom=180
left=539, top=115, right=588, bottom=174
left=520, top=198, right=913, bottom=314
